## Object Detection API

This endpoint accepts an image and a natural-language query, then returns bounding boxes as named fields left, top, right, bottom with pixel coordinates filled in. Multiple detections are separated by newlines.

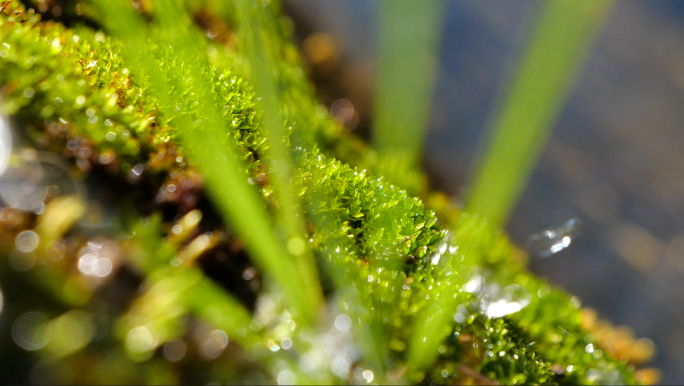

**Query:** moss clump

left=0, top=1, right=654, bottom=384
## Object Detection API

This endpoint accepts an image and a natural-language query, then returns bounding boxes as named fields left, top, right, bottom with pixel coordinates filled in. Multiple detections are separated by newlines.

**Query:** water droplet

left=281, top=338, right=293, bottom=350
left=465, top=272, right=531, bottom=319
left=362, top=370, right=374, bottom=383
left=585, top=343, right=595, bottom=354
left=242, top=267, right=256, bottom=280
left=163, top=339, right=187, bottom=362
left=277, top=370, right=296, bottom=385
left=334, top=314, right=352, bottom=331
left=464, top=274, right=484, bottom=293
left=431, top=250, right=442, bottom=265
left=15, top=230, right=39, bottom=253
left=527, top=219, right=582, bottom=257
left=268, top=339, right=281, bottom=352
left=78, top=253, right=97, bottom=275
left=569, top=296, right=582, bottom=308
left=13, top=312, right=51, bottom=351
left=0, top=155, right=47, bottom=212
left=92, top=258, right=113, bottom=277
left=0, top=151, right=79, bottom=212
left=479, top=284, right=531, bottom=319
left=586, top=369, right=624, bottom=385
left=330, top=354, right=351, bottom=378
left=330, top=99, right=355, bottom=124
left=428, top=233, right=457, bottom=266
left=537, top=284, right=552, bottom=298
left=131, top=164, right=144, bottom=176
left=199, top=329, right=229, bottom=360
left=126, top=326, right=158, bottom=353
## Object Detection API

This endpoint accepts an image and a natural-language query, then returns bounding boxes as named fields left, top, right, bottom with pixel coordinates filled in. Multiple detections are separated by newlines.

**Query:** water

left=585, top=368, right=624, bottom=385
left=479, top=284, right=531, bottom=319
left=0, top=116, right=81, bottom=211
left=0, top=150, right=80, bottom=213
left=526, top=218, right=582, bottom=258
left=0, top=151, right=48, bottom=212
left=464, top=272, right=532, bottom=319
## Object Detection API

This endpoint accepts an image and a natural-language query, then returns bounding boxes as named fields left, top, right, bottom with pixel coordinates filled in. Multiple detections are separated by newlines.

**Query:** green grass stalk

left=234, top=0, right=324, bottom=322
left=373, top=0, right=445, bottom=191
left=466, top=0, right=614, bottom=229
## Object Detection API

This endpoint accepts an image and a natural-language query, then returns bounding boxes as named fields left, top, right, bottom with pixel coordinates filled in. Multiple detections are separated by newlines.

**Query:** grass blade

left=91, top=0, right=319, bottom=326
left=233, top=0, right=324, bottom=322
left=373, top=0, right=446, bottom=193
left=466, top=0, right=615, bottom=229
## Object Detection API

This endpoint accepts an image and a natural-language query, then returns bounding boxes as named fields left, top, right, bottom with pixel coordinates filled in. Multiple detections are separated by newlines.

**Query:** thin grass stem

left=466, top=0, right=615, bottom=229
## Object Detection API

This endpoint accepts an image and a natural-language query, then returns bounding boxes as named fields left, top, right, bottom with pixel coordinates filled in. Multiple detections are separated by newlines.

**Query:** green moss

left=0, top=1, right=643, bottom=384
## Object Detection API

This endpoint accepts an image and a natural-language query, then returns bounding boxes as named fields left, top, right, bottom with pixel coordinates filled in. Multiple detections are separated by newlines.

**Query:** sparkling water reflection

left=526, top=218, right=582, bottom=258
left=464, top=272, right=532, bottom=319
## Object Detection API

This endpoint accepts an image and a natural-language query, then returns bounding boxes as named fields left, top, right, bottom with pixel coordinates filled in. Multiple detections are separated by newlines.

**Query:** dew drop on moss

left=465, top=272, right=531, bottom=319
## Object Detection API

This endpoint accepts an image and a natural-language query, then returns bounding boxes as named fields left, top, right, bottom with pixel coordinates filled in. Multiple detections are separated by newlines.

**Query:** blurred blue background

left=284, top=0, right=684, bottom=383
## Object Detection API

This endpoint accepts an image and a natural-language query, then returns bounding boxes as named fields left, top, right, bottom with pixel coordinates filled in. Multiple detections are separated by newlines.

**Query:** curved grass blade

left=409, top=0, right=616, bottom=374
left=373, top=0, right=446, bottom=193
left=466, top=0, right=615, bottom=229
left=233, top=0, right=324, bottom=322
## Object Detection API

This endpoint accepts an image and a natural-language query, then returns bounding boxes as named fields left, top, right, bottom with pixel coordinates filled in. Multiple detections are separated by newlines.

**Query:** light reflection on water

left=526, top=218, right=582, bottom=258
left=464, top=271, right=532, bottom=319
